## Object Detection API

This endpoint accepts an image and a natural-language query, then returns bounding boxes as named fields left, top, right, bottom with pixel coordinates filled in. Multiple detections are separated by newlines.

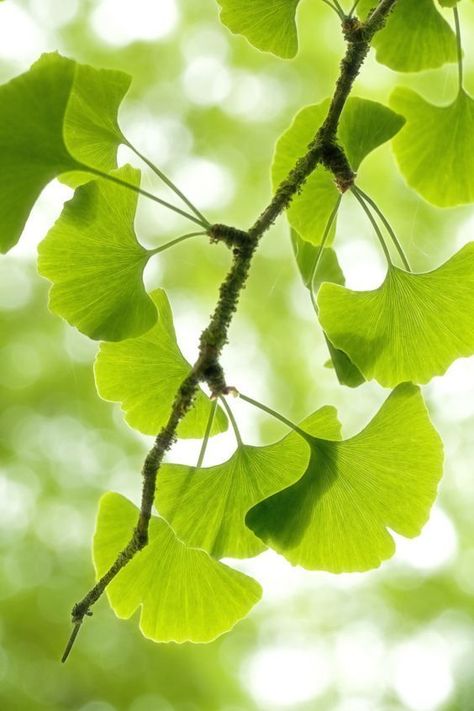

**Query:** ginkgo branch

left=63, top=0, right=399, bottom=662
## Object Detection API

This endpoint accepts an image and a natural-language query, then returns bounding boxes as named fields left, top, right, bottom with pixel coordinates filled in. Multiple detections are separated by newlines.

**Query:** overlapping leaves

left=94, top=289, right=227, bottom=439
left=94, top=493, right=262, bottom=643
left=247, top=384, right=443, bottom=572
left=0, top=52, right=129, bottom=253
left=291, top=232, right=365, bottom=388
left=38, top=165, right=157, bottom=342
left=272, top=98, right=404, bottom=244
left=318, top=243, right=474, bottom=387
left=156, top=406, right=340, bottom=559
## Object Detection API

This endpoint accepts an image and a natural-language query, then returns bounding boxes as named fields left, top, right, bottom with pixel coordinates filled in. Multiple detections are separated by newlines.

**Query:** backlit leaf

left=0, top=52, right=129, bottom=253
left=217, top=0, right=301, bottom=58
left=390, top=88, right=474, bottom=207
left=358, top=0, right=457, bottom=72
left=291, top=231, right=365, bottom=388
left=247, top=384, right=443, bottom=572
left=272, top=98, right=404, bottom=244
left=38, top=165, right=156, bottom=342
left=94, top=288, right=228, bottom=439
left=94, top=492, right=262, bottom=643
left=156, top=406, right=340, bottom=559
left=318, top=243, right=474, bottom=387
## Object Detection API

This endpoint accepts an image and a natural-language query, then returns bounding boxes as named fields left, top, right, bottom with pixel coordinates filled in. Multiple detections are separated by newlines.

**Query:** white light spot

left=243, top=644, right=332, bottom=708
left=182, top=57, right=231, bottom=106
left=392, top=634, right=454, bottom=710
left=226, top=72, right=287, bottom=121
left=29, top=0, right=78, bottom=30
left=0, top=3, right=44, bottom=63
left=174, top=158, right=234, bottom=210
left=91, top=0, right=178, bottom=46
left=393, top=507, right=457, bottom=572
left=9, top=180, right=73, bottom=259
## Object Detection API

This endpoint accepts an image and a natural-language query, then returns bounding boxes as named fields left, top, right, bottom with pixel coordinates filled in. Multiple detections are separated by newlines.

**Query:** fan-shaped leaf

left=247, top=384, right=443, bottom=573
left=217, top=0, right=301, bottom=58
left=390, top=87, right=474, bottom=207
left=94, top=493, right=262, bottom=643
left=94, top=288, right=227, bottom=439
left=0, top=52, right=129, bottom=253
left=358, top=0, right=457, bottom=72
left=38, top=165, right=155, bottom=342
left=156, top=406, right=341, bottom=559
left=272, top=98, right=404, bottom=244
left=318, top=243, right=474, bottom=387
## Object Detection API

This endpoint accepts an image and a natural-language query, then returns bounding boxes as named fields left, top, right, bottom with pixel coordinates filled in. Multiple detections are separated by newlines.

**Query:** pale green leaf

left=272, top=98, right=404, bottom=244
left=94, top=288, right=228, bottom=439
left=318, top=243, right=474, bottom=387
left=358, top=0, right=457, bottom=72
left=390, top=87, right=474, bottom=207
left=247, top=384, right=443, bottom=573
left=38, top=165, right=156, bottom=342
left=156, top=406, right=340, bottom=559
left=94, top=493, right=262, bottom=643
left=217, top=0, right=301, bottom=58
left=291, top=230, right=365, bottom=388
left=0, top=52, right=130, bottom=253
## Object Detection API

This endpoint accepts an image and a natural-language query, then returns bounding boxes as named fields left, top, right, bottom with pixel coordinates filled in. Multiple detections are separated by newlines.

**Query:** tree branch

left=62, top=0, right=399, bottom=662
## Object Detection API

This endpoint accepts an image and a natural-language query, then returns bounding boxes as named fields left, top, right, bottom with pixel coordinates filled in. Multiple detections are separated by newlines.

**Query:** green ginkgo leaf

left=272, top=98, right=404, bottom=244
left=156, top=406, right=340, bottom=559
left=94, top=288, right=227, bottom=439
left=390, top=87, right=474, bottom=207
left=217, top=0, right=301, bottom=58
left=318, top=243, right=474, bottom=388
left=358, top=0, right=457, bottom=72
left=247, top=384, right=443, bottom=573
left=291, top=230, right=365, bottom=388
left=94, top=493, right=262, bottom=643
left=0, top=52, right=130, bottom=253
left=38, top=165, right=156, bottom=342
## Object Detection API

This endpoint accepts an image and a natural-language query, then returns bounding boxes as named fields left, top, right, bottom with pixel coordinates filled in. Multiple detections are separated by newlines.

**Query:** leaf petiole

left=308, top=195, right=342, bottom=313
left=350, top=187, right=393, bottom=267
left=195, top=399, right=218, bottom=470
left=126, top=140, right=211, bottom=228
left=321, top=0, right=345, bottom=21
left=148, top=231, right=207, bottom=256
left=239, top=393, right=309, bottom=442
left=353, top=187, right=411, bottom=271
left=453, top=6, right=464, bottom=93
left=86, top=167, right=208, bottom=228
left=220, top=396, right=244, bottom=448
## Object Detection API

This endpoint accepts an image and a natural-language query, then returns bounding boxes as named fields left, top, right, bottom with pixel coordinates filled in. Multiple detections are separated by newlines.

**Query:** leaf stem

left=148, top=231, right=206, bottom=256
left=65, top=0, right=400, bottom=660
left=239, top=393, right=310, bottom=442
left=125, top=140, right=211, bottom=227
left=351, top=187, right=393, bottom=267
left=308, top=196, right=342, bottom=310
left=353, top=187, right=411, bottom=271
left=86, top=167, right=208, bottom=229
left=453, top=6, right=464, bottom=93
left=195, top=399, right=218, bottom=469
left=349, top=0, right=361, bottom=18
left=220, top=396, right=244, bottom=448
left=321, top=0, right=345, bottom=20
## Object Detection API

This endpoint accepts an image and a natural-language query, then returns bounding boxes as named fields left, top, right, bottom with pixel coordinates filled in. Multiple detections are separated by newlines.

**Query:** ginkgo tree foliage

left=1, top=0, right=473, bottom=660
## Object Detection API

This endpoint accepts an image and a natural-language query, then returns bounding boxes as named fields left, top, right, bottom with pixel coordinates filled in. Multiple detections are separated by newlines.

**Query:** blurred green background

left=1, top=1, right=474, bottom=709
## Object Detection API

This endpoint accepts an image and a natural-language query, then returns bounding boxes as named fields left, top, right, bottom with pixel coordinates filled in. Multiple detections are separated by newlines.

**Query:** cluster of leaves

left=1, top=0, right=473, bottom=646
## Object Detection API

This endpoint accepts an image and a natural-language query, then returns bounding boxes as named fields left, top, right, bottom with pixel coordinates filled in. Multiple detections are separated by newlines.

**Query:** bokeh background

left=1, top=1, right=474, bottom=709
